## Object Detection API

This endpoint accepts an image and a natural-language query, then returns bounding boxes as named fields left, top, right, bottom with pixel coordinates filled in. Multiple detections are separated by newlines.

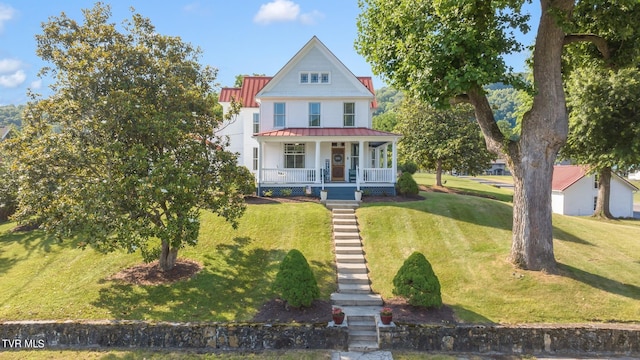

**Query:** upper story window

left=300, top=72, right=330, bottom=84
left=253, top=113, right=260, bottom=134
left=274, top=102, right=286, bottom=128
left=343, top=102, right=355, bottom=127
left=309, top=102, right=321, bottom=127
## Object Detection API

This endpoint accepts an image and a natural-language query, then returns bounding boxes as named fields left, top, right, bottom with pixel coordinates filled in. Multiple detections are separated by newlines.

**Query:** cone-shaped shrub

left=392, top=251, right=442, bottom=308
left=396, top=172, right=419, bottom=196
left=273, top=249, right=320, bottom=308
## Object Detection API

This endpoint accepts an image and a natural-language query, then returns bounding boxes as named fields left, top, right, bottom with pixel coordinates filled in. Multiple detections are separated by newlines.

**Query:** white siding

left=552, top=174, right=635, bottom=218
left=217, top=105, right=258, bottom=171
left=609, top=176, right=635, bottom=218
left=561, top=176, right=597, bottom=216
left=259, top=99, right=371, bottom=131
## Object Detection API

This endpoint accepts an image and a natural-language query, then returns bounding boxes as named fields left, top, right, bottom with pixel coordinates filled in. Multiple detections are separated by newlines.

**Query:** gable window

left=253, top=113, right=260, bottom=134
left=343, top=102, right=355, bottom=127
left=299, top=72, right=330, bottom=84
left=309, top=102, right=321, bottom=127
left=284, top=143, right=305, bottom=168
left=274, top=103, right=286, bottom=128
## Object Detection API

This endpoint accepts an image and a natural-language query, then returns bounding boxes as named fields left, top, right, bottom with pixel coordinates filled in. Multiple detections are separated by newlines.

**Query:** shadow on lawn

left=0, top=229, right=78, bottom=275
left=93, top=236, right=335, bottom=322
left=558, top=263, right=640, bottom=300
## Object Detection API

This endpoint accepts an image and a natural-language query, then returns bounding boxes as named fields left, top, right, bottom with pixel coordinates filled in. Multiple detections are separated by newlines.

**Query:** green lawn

left=0, top=202, right=333, bottom=322
left=1, top=174, right=640, bottom=325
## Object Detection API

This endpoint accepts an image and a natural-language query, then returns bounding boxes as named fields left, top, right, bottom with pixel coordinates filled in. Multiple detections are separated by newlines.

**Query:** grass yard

left=360, top=173, right=640, bottom=324
left=1, top=173, right=639, bottom=325
left=0, top=202, right=333, bottom=322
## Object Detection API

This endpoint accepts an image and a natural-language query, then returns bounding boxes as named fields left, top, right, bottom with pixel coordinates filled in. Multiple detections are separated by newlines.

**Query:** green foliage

left=372, top=111, right=398, bottom=133
left=280, top=188, right=292, bottom=197
left=396, top=99, right=495, bottom=176
left=4, top=3, right=247, bottom=271
left=396, top=172, right=419, bottom=196
left=392, top=251, right=442, bottom=308
left=273, top=249, right=320, bottom=308
left=373, top=87, right=403, bottom=116
left=234, top=166, right=256, bottom=196
left=399, top=161, right=418, bottom=175
left=0, top=149, right=18, bottom=221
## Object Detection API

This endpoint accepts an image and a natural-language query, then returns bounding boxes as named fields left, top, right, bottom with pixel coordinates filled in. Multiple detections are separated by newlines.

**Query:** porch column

left=315, top=140, right=321, bottom=183
left=258, top=140, right=264, bottom=183
left=359, top=140, right=365, bottom=182
left=392, top=140, right=398, bottom=182
left=383, top=144, right=388, bottom=168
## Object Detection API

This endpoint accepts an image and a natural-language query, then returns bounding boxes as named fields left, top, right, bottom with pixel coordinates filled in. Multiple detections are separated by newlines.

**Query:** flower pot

left=354, top=191, right=362, bottom=201
left=333, top=314, right=345, bottom=325
left=380, top=315, right=392, bottom=325
left=320, top=190, right=328, bottom=201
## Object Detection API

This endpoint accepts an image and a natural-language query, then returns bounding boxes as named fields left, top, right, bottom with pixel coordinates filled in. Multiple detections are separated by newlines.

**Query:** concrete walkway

left=324, top=200, right=390, bottom=356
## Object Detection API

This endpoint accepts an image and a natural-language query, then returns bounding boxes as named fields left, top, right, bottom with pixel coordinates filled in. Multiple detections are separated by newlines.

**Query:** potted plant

left=354, top=189, right=363, bottom=201
left=332, top=307, right=345, bottom=325
left=380, top=307, right=393, bottom=325
left=320, top=189, right=328, bottom=201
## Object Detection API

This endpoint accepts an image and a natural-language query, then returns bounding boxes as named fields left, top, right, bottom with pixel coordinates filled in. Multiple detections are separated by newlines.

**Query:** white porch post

left=383, top=145, right=388, bottom=168
left=359, top=140, right=364, bottom=182
left=315, top=140, right=321, bottom=183
left=392, top=140, right=398, bottom=181
left=258, top=140, right=264, bottom=184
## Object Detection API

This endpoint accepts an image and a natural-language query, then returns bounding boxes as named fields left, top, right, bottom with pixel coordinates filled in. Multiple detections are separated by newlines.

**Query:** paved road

left=634, top=203, right=640, bottom=219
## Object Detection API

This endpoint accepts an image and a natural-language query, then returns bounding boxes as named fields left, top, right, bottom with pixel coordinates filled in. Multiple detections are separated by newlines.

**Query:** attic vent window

left=300, top=72, right=330, bottom=84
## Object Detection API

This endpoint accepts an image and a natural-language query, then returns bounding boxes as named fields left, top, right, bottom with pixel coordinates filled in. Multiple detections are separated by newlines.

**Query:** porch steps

left=327, top=201, right=385, bottom=352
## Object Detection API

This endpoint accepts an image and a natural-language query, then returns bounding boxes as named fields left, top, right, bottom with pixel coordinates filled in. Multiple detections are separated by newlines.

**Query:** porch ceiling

left=254, top=127, right=400, bottom=138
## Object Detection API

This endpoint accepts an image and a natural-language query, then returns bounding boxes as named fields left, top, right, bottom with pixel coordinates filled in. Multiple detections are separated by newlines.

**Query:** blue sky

left=0, top=0, right=539, bottom=105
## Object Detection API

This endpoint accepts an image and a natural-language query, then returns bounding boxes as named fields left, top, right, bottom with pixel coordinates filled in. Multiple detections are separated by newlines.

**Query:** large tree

left=356, top=0, right=640, bottom=271
left=561, top=67, right=640, bottom=218
left=396, top=98, right=495, bottom=186
left=6, top=4, right=253, bottom=271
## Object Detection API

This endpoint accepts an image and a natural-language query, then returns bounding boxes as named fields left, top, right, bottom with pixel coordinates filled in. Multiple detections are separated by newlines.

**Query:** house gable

left=255, top=36, right=374, bottom=103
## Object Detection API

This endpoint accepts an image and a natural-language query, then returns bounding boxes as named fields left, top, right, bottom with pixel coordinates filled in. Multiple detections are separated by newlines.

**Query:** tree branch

left=564, top=34, right=610, bottom=60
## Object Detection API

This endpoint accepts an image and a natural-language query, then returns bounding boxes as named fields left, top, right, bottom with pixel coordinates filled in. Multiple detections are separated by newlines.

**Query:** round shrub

left=399, top=161, right=418, bottom=174
left=392, top=251, right=442, bottom=308
left=396, top=172, right=419, bottom=196
left=273, top=249, right=320, bottom=308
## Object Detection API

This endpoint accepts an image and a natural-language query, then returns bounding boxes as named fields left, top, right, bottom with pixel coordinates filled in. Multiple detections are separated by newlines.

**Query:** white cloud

left=0, top=69, right=26, bottom=88
left=0, top=58, right=22, bottom=73
left=0, top=3, right=16, bottom=34
left=254, top=0, right=299, bottom=24
left=254, top=0, right=322, bottom=25
left=30, top=79, right=42, bottom=89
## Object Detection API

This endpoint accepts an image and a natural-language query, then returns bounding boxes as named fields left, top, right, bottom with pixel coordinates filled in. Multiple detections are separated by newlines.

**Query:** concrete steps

left=328, top=201, right=385, bottom=351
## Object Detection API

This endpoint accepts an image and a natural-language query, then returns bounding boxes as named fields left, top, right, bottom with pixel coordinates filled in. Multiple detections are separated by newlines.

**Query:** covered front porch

left=254, top=127, right=400, bottom=199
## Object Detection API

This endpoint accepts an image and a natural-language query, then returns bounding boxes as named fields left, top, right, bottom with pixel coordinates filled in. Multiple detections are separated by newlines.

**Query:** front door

left=331, top=147, right=345, bottom=181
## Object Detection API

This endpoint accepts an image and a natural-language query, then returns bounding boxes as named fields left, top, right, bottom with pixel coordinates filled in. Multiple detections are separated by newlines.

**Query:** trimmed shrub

left=396, top=172, right=419, bottom=196
left=392, top=251, right=442, bottom=308
left=399, top=161, right=418, bottom=174
left=273, top=249, right=320, bottom=308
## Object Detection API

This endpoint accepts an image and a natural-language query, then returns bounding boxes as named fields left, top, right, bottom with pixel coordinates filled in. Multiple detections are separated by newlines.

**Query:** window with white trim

left=252, top=147, right=258, bottom=171
left=299, top=72, right=330, bottom=84
left=343, top=102, right=355, bottom=127
left=309, top=102, right=321, bottom=127
left=253, top=113, right=260, bottom=134
left=284, top=143, right=305, bottom=168
left=274, top=103, right=286, bottom=128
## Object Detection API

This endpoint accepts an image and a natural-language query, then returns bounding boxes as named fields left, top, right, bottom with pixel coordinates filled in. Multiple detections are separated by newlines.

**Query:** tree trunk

left=159, top=239, right=179, bottom=272
left=466, top=0, right=573, bottom=272
left=435, top=159, right=443, bottom=187
left=593, top=167, right=614, bottom=219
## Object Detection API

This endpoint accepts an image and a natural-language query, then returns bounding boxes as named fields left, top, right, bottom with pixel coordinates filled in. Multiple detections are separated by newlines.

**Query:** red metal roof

left=219, top=76, right=377, bottom=109
left=255, top=127, right=399, bottom=137
left=552, top=165, right=589, bottom=191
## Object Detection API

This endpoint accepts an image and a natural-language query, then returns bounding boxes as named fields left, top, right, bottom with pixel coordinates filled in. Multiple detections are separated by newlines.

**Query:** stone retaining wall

left=2, top=320, right=640, bottom=357
left=0, top=320, right=347, bottom=351
left=379, top=323, right=640, bottom=357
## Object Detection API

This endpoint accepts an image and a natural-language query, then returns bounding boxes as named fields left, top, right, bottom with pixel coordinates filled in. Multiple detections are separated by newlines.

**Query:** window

left=343, top=102, right=355, bottom=127
left=593, top=196, right=598, bottom=211
left=309, top=102, right=321, bottom=127
left=351, top=143, right=359, bottom=169
left=299, top=72, right=330, bottom=84
left=594, top=174, right=599, bottom=188
left=284, top=143, right=305, bottom=168
left=274, top=103, right=286, bottom=128
left=253, top=113, right=260, bottom=134
left=252, top=147, right=258, bottom=171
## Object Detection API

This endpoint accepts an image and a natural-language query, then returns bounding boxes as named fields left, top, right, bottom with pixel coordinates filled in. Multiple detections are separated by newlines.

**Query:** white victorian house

left=218, top=36, right=400, bottom=199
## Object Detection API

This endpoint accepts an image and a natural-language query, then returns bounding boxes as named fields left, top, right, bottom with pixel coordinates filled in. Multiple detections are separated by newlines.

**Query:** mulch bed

left=108, top=260, right=203, bottom=286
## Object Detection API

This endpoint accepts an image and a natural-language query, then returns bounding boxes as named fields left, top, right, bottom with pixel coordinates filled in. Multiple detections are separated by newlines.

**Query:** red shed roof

left=552, top=165, right=589, bottom=191
left=255, top=127, right=399, bottom=137
left=219, top=76, right=377, bottom=109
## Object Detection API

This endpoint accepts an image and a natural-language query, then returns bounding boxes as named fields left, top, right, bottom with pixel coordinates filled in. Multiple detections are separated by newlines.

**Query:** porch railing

left=361, top=168, right=394, bottom=183
left=261, top=168, right=317, bottom=183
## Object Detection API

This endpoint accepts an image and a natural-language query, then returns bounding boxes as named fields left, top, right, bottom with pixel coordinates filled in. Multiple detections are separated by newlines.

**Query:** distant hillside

left=0, top=105, right=24, bottom=128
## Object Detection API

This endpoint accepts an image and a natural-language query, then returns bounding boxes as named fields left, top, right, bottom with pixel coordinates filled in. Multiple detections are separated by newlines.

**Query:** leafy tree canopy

left=0, top=105, right=25, bottom=128
left=5, top=3, right=252, bottom=271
